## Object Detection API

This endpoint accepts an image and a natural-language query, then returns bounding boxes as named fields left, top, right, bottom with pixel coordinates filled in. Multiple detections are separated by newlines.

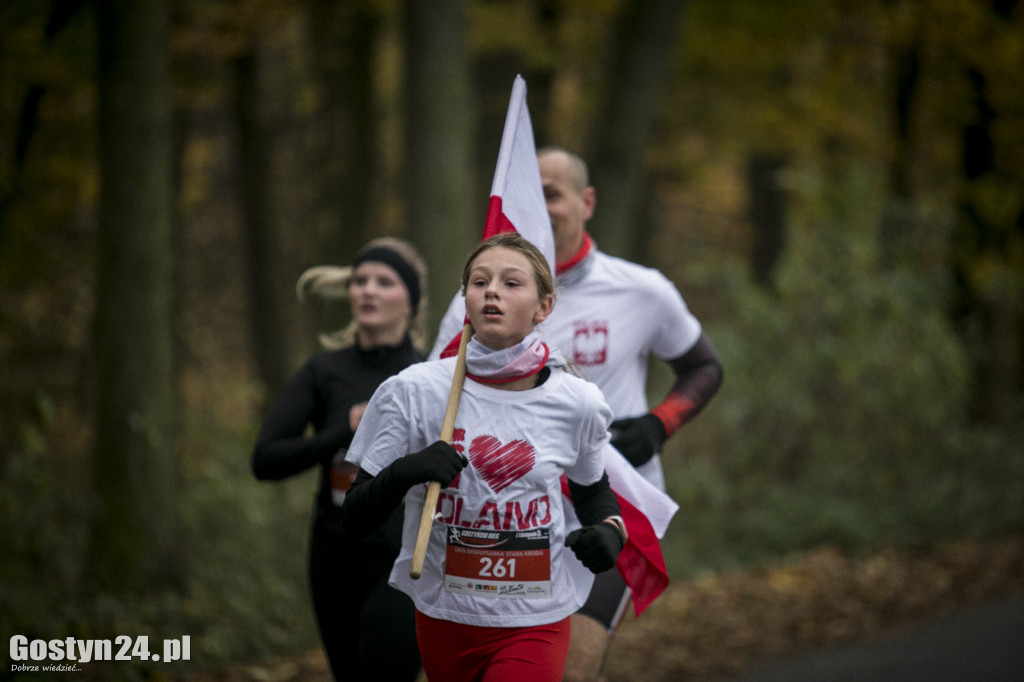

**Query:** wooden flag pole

left=410, top=322, right=472, bottom=579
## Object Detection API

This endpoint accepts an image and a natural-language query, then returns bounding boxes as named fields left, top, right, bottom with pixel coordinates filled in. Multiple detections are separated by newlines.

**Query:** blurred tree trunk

left=402, top=0, right=475, bottom=331
left=947, top=1, right=1022, bottom=424
left=86, top=0, right=181, bottom=594
left=952, top=63, right=1021, bottom=424
left=586, top=0, right=685, bottom=262
left=307, top=0, right=380, bottom=265
left=472, top=5, right=558, bottom=203
left=473, top=54, right=529, bottom=210
left=747, top=154, right=788, bottom=288
left=234, top=49, right=293, bottom=396
left=0, top=0, right=85, bottom=236
left=881, top=0, right=922, bottom=269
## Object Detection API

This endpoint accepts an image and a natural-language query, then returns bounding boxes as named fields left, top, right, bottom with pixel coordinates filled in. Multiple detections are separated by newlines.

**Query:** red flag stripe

left=483, top=197, right=517, bottom=240
left=558, top=476, right=669, bottom=617
left=614, top=491, right=669, bottom=616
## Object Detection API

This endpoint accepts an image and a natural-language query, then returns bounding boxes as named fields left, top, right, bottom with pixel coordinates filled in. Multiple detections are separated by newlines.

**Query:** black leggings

left=309, top=523, right=420, bottom=681
left=577, top=565, right=631, bottom=633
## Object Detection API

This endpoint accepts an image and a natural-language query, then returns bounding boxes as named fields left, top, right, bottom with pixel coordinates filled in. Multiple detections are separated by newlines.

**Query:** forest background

left=1, top=0, right=1022, bottom=678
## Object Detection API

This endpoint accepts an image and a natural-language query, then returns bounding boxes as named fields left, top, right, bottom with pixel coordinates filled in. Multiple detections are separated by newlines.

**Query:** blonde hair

left=297, top=237, right=428, bottom=350
left=460, top=233, right=554, bottom=303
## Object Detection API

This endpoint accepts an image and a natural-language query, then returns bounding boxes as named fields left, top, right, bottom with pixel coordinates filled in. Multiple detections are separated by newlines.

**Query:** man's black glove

left=566, top=522, right=624, bottom=574
left=390, top=440, right=467, bottom=488
left=610, top=413, right=667, bottom=467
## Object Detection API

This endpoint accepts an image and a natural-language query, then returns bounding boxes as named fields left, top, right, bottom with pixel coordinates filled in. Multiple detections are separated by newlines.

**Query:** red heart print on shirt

left=468, top=435, right=535, bottom=493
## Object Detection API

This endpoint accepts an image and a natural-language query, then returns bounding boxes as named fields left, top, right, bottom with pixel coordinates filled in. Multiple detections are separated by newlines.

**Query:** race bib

left=444, top=526, right=551, bottom=599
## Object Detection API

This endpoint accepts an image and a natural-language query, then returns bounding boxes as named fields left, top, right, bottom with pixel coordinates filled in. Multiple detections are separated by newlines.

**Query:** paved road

left=732, top=593, right=1024, bottom=681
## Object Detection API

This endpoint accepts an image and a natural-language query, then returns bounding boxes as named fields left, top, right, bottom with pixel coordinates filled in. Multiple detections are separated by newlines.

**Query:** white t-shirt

left=346, top=356, right=613, bottom=628
left=430, top=247, right=702, bottom=490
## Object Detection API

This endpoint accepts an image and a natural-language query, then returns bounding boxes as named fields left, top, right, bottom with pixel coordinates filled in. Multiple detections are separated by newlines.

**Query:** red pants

left=415, top=609, right=571, bottom=682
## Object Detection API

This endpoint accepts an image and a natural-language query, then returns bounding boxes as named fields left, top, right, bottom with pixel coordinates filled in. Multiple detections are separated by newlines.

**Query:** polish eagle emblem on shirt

left=572, top=320, right=608, bottom=366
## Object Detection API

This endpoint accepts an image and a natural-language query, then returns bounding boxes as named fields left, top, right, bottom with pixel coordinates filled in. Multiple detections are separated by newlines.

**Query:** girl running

left=340, top=233, right=625, bottom=681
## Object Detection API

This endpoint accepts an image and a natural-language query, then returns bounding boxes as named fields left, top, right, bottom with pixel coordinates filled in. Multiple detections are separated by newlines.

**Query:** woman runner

left=252, top=237, right=428, bottom=681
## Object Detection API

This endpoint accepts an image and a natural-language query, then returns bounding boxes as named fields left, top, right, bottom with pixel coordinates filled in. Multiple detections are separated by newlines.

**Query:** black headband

left=353, top=246, right=421, bottom=312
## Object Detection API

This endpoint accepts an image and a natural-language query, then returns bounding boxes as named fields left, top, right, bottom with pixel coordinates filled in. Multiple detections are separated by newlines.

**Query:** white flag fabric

left=480, top=75, right=556, bottom=277
left=603, top=445, right=678, bottom=538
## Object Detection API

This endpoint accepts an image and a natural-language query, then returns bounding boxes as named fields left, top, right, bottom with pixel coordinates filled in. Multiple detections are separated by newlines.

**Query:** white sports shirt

left=430, top=247, right=702, bottom=491
left=346, top=356, right=613, bottom=628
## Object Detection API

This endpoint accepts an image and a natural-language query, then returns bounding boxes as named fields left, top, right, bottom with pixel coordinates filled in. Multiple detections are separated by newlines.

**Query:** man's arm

left=610, top=332, right=723, bottom=467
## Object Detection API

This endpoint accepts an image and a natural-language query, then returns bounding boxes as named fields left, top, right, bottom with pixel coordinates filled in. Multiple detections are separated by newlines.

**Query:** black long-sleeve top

left=251, top=335, right=424, bottom=551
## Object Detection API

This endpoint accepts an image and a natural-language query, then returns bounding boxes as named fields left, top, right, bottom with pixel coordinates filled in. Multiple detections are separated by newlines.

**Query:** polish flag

left=480, top=74, right=556, bottom=277
left=602, top=445, right=678, bottom=615
left=449, top=75, right=677, bottom=616
left=438, top=74, right=553, bottom=358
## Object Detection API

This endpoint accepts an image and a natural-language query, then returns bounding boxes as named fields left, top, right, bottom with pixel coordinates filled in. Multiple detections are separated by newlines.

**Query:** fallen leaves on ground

left=185, top=534, right=1024, bottom=682
left=604, top=534, right=1024, bottom=682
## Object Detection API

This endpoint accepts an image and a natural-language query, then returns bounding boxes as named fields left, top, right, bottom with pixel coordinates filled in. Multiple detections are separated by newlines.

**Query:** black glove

left=390, top=440, right=467, bottom=488
left=566, top=522, right=624, bottom=574
left=610, top=413, right=667, bottom=467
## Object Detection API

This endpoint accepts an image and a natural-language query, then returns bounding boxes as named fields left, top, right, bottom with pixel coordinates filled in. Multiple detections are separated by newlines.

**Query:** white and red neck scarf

left=555, top=232, right=595, bottom=287
left=465, top=331, right=564, bottom=385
